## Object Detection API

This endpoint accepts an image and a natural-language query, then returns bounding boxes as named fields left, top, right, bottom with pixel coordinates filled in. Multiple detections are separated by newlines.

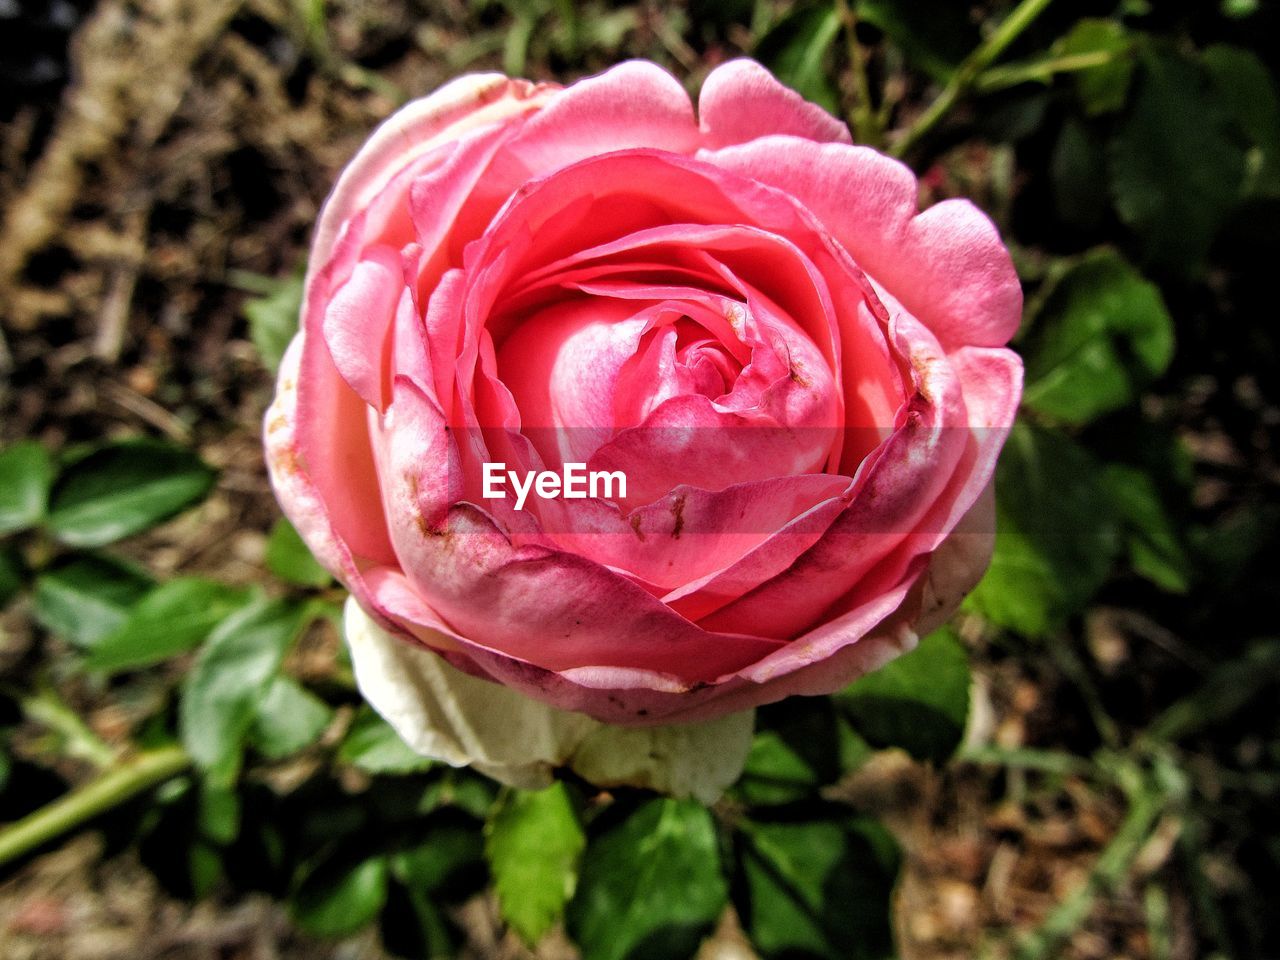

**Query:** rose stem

left=891, top=0, right=1057, bottom=160
left=0, top=744, right=191, bottom=868
left=833, top=0, right=882, bottom=147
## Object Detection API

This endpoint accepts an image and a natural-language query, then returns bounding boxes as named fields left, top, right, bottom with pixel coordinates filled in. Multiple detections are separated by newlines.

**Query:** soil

left=0, top=2, right=1216, bottom=958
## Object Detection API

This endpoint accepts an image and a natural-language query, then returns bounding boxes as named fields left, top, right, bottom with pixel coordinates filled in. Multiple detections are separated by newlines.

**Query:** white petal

left=343, top=598, right=754, bottom=803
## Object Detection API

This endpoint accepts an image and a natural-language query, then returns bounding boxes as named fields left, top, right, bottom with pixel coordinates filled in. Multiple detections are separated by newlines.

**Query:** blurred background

left=1, top=1, right=1279, bottom=958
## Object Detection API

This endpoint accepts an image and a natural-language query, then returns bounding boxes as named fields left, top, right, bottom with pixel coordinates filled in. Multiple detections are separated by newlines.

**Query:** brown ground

left=0, top=1, right=1206, bottom=957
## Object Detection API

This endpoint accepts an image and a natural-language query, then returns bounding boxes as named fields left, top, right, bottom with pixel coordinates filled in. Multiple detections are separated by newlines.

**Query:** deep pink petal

left=383, top=502, right=786, bottom=680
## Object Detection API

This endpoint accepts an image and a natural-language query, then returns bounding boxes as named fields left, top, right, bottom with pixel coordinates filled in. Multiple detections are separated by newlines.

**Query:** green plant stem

left=975, top=48, right=1123, bottom=93
left=0, top=745, right=190, bottom=868
left=961, top=745, right=1094, bottom=778
left=20, top=685, right=117, bottom=769
left=834, top=0, right=882, bottom=146
left=1014, top=762, right=1166, bottom=960
left=892, top=0, right=1057, bottom=158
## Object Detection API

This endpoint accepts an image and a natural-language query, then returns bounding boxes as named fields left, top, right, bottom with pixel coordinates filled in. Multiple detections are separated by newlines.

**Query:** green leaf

left=1221, top=0, right=1259, bottom=17
left=338, top=708, right=433, bottom=775
left=734, top=697, right=862, bottom=807
left=857, top=0, right=976, bottom=82
left=1202, top=45, right=1280, bottom=197
left=250, top=675, right=333, bottom=759
left=418, top=769, right=500, bottom=819
left=755, top=3, right=842, bottom=115
left=390, top=820, right=486, bottom=896
left=47, top=440, right=216, bottom=547
left=33, top=554, right=154, bottom=647
left=1051, top=118, right=1109, bottom=231
left=486, top=783, right=585, bottom=945
left=0, top=544, right=23, bottom=608
left=188, top=840, right=224, bottom=899
left=1101, top=465, right=1190, bottom=593
left=293, top=854, right=390, bottom=938
left=242, top=267, right=305, bottom=374
left=968, top=424, right=1122, bottom=635
left=1053, top=18, right=1134, bottom=115
left=567, top=798, right=727, bottom=960
left=380, top=885, right=459, bottom=960
left=180, top=596, right=301, bottom=784
left=836, top=628, right=970, bottom=763
left=85, top=577, right=254, bottom=673
left=1110, top=47, right=1248, bottom=271
left=0, top=441, right=55, bottom=535
left=1022, top=250, right=1174, bottom=424
left=265, top=517, right=332, bottom=588
left=736, top=814, right=900, bottom=960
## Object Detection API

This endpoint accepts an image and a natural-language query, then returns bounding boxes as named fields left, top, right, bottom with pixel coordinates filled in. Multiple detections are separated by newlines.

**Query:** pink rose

left=265, top=59, right=1023, bottom=730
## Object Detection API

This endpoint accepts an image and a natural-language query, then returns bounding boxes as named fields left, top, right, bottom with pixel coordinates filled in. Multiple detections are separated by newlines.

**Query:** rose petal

left=703, top=136, right=1022, bottom=349
left=322, top=245, right=401, bottom=410
left=344, top=597, right=754, bottom=803
left=698, top=58, right=852, bottom=149
left=311, top=74, right=554, bottom=270
left=499, top=61, right=700, bottom=174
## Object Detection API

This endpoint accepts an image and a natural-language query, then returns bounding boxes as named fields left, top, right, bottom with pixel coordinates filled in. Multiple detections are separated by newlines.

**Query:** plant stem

left=20, top=684, right=117, bottom=770
left=975, top=48, right=1122, bottom=93
left=891, top=0, right=1057, bottom=159
left=1014, top=761, right=1167, bottom=960
left=1008, top=762, right=1172, bottom=957
left=0, top=745, right=191, bottom=869
left=834, top=0, right=882, bottom=146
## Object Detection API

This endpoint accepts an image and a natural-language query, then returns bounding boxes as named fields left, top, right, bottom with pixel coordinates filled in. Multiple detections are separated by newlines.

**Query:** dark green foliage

left=46, top=440, right=216, bottom=547
left=734, top=813, right=900, bottom=960
left=567, top=798, right=728, bottom=960
left=837, top=628, right=971, bottom=763
left=969, top=424, right=1122, bottom=636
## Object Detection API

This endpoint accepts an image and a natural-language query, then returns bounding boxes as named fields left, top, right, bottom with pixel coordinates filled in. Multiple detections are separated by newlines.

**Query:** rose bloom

left=265, top=60, right=1022, bottom=794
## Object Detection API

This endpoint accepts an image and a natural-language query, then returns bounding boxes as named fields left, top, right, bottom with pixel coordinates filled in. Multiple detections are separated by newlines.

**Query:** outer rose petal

left=697, top=59, right=853, bottom=148
left=344, top=598, right=755, bottom=803
left=915, top=480, right=996, bottom=636
left=703, top=136, right=1022, bottom=349
left=310, top=73, right=554, bottom=270
left=497, top=60, right=700, bottom=173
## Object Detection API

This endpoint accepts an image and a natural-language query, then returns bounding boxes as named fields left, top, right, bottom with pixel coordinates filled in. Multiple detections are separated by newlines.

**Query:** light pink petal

left=384, top=502, right=786, bottom=680
left=496, top=297, right=647, bottom=461
left=407, top=116, right=534, bottom=288
left=704, top=136, right=1022, bottom=349
left=698, top=58, right=852, bottom=149
left=310, top=73, right=555, bottom=270
left=424, top=564, right=922, bottom=726
left=497, top=61, right=700, bottom=175
left=295, top=324, right=397, bottom=566
left=914, top=480, right=997, bottom=636
left=322, top=245, right=401, bottom=410
left=265, top=335, right=403, bottom=626
left=544, top=473, right=850, bottom=594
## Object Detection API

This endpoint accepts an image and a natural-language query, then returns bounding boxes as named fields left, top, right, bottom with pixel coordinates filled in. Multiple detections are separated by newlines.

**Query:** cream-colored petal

left=343, top=598, right=754, bottom=803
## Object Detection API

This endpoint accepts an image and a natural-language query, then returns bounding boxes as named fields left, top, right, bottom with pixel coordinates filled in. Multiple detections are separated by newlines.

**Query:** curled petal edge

left=342, top=597, right=755, bottom=803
